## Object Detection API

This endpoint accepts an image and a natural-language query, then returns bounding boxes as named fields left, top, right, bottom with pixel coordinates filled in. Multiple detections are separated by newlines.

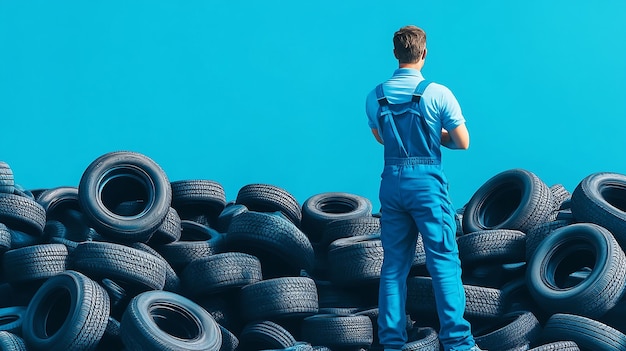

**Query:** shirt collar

left=392, top=68, right=423, bottom=78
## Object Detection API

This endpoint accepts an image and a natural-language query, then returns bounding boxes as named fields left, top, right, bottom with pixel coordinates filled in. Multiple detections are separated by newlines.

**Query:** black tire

left=301, top=192, right=372, bottom=243
left=457, top=229, right=526, bottom=267
left=22, top=271, right=110, bottom=351
left=218, top=325, right=239, bottom=351
left=155, top=221, right=225, bottom=272
left=550, top=184, right=571, bottom=209
left=542, top=313, right=626, bottom=351
left=462, top=169, right=555, bottom=234
left=0, top=193, right=46, bottom=236
left=216, top=203, right=248, bottom=233
left=526, top=223, right=626, bottom=318
left=473, top=311, right=541, bottom=351
left=0, top=162, right=14, bottom=195
left=0, top=307, right=26, bottom=335
left=0, top=224, right=10, bottom=253
left=236, top=184, right=302, bottom=227
left=181, top=252, right=262, bottom=296
left=0, top=331, right=27, bottom=351
left=121, top=290, right=222, bottom=351
left=226, top=212, right=314, bottom=277
left=240, top=277, right=318, bottom=322
left=238, top=320, right=296, bottom=350
left=36, top=187, right=80, bottom=220
left=528, top=341, right=580, bottom=351
left=525, top=220, right=571, bottom=262
left=407, top=276, right=504, bottom=319
left=3, top=244, right=68, bottom=285
left=571, top=172, right=626, bottom=247
left=148, top=207, right=182, bottom=245
left=327, top=234, right=383, bottom=286
left=301, top=314, right=373, bottom=348
left=171, top=179, right=225, bottom=212
left=322, top=216, right=381, bottom=247
left=78, top=151, right=172, bottom=243
left=130, top=242, right=181, bottom=293
left=70, top=241, right=167, bottom=292
left=37, top=187, right=93, bottom=242
left=403, top=327, right=440, bottom=351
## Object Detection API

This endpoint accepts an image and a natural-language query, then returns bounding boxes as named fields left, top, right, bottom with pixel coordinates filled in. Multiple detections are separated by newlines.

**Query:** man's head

left=393, top=25, right=427, bottom=65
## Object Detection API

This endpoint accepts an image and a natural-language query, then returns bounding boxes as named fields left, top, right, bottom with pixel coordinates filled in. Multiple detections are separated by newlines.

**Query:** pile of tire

left=0, top=152, right=625, bottom=351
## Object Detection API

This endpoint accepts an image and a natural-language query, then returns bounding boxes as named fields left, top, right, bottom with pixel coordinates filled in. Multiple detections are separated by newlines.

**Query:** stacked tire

left=1, top=153, right=626, bottom=350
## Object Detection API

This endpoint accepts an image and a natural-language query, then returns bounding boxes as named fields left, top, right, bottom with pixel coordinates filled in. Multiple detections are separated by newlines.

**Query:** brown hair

left=393, top=25, right=426, bottom=64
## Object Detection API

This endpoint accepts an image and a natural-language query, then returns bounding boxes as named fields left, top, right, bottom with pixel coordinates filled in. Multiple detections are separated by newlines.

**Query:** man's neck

left=399, top=62, right=423, bottom=70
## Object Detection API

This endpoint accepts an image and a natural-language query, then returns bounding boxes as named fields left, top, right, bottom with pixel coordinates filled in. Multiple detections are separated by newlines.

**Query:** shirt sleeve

left=365, top=89, right=380, bottom=129
left=438, top=85, right=466, bottom=131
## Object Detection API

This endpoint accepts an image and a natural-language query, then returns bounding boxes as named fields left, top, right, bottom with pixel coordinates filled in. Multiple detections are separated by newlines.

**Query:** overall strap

left=411, top=80, right=434, bottom=151
left=375, top=84, right=409, bottom=158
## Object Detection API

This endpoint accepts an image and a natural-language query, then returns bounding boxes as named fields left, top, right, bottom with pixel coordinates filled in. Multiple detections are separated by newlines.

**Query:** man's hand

left=372, top=129, right=384, bottom=145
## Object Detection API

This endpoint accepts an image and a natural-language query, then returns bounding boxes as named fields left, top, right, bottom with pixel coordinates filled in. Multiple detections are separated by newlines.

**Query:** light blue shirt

left=365, top=68, right=466, bottom=144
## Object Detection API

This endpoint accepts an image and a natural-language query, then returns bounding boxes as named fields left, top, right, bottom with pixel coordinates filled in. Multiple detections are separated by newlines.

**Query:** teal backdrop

left=1, top=1, right=625, bottom=210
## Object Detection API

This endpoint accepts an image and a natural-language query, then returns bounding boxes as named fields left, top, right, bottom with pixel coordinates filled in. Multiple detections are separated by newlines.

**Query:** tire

left=0, top=193, right=46, bottom=236
left=240, top=277, right=318, bottom=322
left=301, top=192, right=372, bottom=243
left=301, top=314, right=373, bottom=348
left=542, top=313, right=626, bottom=351
left=148, top=207, right=182, bottom=245
left=407, top=276, right=504, bottom=319
left=129, top=242, right=181, bottom=293
left=181, top=252, right=262, bottom=296
left=155, top=221, right=225, bottom=272
left=403, top=327, right=440, bottom=351
left=0, top=224, right=10, bottom=253
left=121, top=290, right=222, bottom=351
left=70, top=241, right=167, bottom=292
left=526, top=223, right=626, bottom=318
left=0, top=331, right=27, bottom=351
left=35, top=187, right=80, bottom=220
left=226, top=212, right=314, bottom=277
left=525, top=220, right=571, bottom=262
left=473, top=311, right=541, bottom=351
left=322, top=216, right=381, bottom=247
left=571, top=172, right=626, bottom=247
left=3, top=244, right=68, bottom=284
left=78, top=151, right=172, bottom=243
left=528, top=341, right=580, bottom=351
left=550, top=184, right=571, bottom=209
left=0, top=307, right=26, bottom=335
left=170, top=180, right=226, bottom=227
left=235, top=184, right=302, bottom=227
left=457, top=229, right=526, bottom=267
left=37, top=187, right=93, bottom=241
left=238, top=320, right=296, bottom=350
left=218, top=325, right=239, bottom=351
left=22, top=271, right=110, bottom=351
left=462, top=169, right=555, bottom=234
left=0, top=162, right=14, bottom=195
left=327, top=234, right=383, bottom=286
left=216, top=203, right=248, bottom=233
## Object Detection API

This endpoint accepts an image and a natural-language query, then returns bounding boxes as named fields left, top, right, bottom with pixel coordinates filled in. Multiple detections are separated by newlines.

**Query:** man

left=365, top=25, right=482, bottom=351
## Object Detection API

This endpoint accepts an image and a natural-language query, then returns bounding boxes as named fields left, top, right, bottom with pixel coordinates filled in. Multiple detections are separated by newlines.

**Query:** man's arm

left=441, top=124, right=469, bottom=149
left=372, top=129, right=384, bottom=145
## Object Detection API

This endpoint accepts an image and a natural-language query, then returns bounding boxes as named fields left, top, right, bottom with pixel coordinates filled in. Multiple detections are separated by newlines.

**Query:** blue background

left=1, top=1, right=625, bottom=210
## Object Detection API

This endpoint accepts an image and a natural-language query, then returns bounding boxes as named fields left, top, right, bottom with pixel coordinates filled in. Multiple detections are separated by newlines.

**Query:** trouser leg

left=378, top=206, right=418, bottom=349
left=404, top=169, right=475, bottom=351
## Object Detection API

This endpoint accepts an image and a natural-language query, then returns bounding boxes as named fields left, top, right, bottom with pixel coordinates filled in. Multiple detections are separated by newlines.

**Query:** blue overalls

left=375, top=80, right=475, bottom=351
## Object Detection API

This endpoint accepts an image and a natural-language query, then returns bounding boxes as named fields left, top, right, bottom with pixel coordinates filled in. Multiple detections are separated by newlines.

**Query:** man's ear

left=422, top=48, right=428, bottom=60
left=393, top=48, right=399, bottom=60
